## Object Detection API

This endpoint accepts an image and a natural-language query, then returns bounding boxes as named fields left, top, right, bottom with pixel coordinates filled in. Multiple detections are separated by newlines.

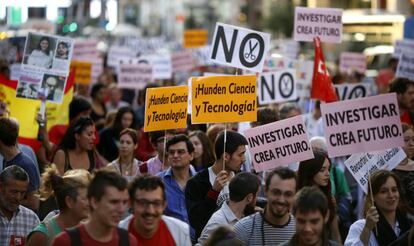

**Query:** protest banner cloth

left=191, top=75, right=257, bottom=124
left=70, top=61, right=92, bottom=84
left=258, top=69, right=297, bottom=105
left=118, top=63, right=153, bottom=89
left=172, top=50, right=195, bottom=73
left=396, top=51, right=414, bottom=81
left=393, top=39, right=414, bottom=58
left=311, top=37, right=338, bottom=103
left=244, top=115, right=314, bottom=172
left=334, top=83, right=373, bottom=101
left=19, top=32, right=74, bottom=104
left=294, top=7, right=343, bottom=43
left=144, top=85, right=188, bottom=132
left=339, top=52, right=366, bottom=74
left=345, top=147, right=406, bottom=193
left=0, top=70, right=74, bottom=152
left=183, top=29, right=208, bottom=48
left=210, top=22, right=271, bottom=73
left=321, top=93, right=404, bottom=158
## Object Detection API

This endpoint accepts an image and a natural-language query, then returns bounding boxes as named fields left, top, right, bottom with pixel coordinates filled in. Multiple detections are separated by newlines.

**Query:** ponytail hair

left=39, top=164, right=91, bottom=210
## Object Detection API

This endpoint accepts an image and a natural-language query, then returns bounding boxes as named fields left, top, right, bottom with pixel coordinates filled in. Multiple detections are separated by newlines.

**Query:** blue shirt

left=3, top=152, right=40, bottom=192
left=157, top=166, right=197, bottom=223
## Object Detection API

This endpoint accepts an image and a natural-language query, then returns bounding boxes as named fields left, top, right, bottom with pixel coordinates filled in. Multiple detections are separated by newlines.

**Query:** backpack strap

left=117, top=227, right=129, bottom=246
left=66, top=227, right=81, bottom=246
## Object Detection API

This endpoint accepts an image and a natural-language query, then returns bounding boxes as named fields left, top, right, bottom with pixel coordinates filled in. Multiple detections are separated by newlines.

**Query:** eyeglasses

left=167, top=149, right=188, bottom=156
left=135, top=198, right=164, bottom=209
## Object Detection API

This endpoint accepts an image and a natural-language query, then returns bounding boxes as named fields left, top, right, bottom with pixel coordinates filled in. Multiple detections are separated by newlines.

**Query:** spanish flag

left=0, top=69, right=74, bottom=152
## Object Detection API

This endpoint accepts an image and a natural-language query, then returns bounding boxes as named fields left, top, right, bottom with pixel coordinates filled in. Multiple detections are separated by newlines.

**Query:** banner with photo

left=18, top=32, right=74, bottom=104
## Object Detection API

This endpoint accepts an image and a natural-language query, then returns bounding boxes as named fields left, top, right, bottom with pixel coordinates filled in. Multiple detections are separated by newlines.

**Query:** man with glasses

left=119, top=175, right=191, bottom=246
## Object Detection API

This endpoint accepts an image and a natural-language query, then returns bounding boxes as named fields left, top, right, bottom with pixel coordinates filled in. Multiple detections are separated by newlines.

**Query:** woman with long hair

left=90, top=83, right=107, bottom=131
left=107, top=128, right=142, bottom=182
left=393, top=123, right=414, bottom=210
left=53, top=117, right=100, bottom=175
left=298, top=149, right=342, bottom=243
left=345, top=170, right=413, bottom=246
left=27, top=36, right=53, bottom=68
left=189, top=130, right=215, bottom=171
left=98, top=106, right=137, bottom=162
left=26, top=165, right=91, bottom=245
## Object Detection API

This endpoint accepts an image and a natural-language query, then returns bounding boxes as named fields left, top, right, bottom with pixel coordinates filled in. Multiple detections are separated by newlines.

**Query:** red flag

left=311, top=37, right=338, bottom=103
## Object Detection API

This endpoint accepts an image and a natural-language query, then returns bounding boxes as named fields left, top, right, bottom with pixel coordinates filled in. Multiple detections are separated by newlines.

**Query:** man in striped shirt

left=234, top=167, right=297, bottom=245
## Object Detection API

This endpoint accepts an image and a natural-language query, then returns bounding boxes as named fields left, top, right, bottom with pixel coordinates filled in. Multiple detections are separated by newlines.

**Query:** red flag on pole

left=311, top=37, right=338, bottom=103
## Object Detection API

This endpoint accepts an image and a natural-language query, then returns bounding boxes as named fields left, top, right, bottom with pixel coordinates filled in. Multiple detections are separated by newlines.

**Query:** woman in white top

left=27, top=36, right=53, bottom=68
left=345, top=170, right=412, bottom=246
left=107, top=128, right=141, bottom=182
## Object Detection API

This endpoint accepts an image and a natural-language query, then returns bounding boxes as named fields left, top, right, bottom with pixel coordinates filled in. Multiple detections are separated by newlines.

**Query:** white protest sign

left=138, top=55, right=172, bottom=80
left=118, top=63, right=153, bottom=89
left=10, top=63, right=21, bottom=81
left=345, top=147, right=406, bottom=194
left=107, top=46, right=136, bottom=68
left=172, top=50, right=195, bottom=73
left=210, top=22, right=271, bottom=73
left=258, top=69, right=297, bottom=105
left=334, top=83, right=373, bottom=101
left=244, top=115, right=314, bottom=172
left=339, top=52, right=366, bottom=74
left=281, top=40, right=300, bottom=59
left=321, top=93, right=404, bottom=158
left=72, top=39, right=99, bottom=59
left=393, top=39, right=414, bottom=58
left=193, top=45, right=214, bottom=66
left=396, top=51, right=414, bottom=81
left=294, top=7, right=343, bottom=43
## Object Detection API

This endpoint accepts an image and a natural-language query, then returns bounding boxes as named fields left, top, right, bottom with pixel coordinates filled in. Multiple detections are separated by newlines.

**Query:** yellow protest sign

left=144, top=85, right=188, bottom=132
left=191, top=75, right=257, bottom=123
left=183, top=29, right=208, bottom=48
left=71, top=61, right=92, bottom=84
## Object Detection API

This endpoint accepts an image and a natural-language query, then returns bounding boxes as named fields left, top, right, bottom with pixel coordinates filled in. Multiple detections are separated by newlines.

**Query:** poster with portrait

left=18, top=32, right=74, bottom=103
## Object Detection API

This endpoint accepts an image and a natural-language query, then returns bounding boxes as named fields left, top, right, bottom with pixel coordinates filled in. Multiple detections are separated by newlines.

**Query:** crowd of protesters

left=0, top=55, right=414, bottom=246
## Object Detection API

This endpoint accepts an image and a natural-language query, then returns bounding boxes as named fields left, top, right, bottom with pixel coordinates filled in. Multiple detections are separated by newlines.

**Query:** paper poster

left=70, top=61, right=92, bottom=85
left=396, top=51, right=414, bottom=81
left=345, top=147, right=406, bottom=193
left=210, top=22, right=271, bottom=73
left=183, top=29, right=208, bottom=48
left=18, top=32, right=74, bottom=104
left=244, top=115, right=314, bottom=172
left=144, top=85, right=188, bottom=132
left=191, top=75, right=257, bottom=123
left=339, top=52, right=366, bottom=74
left=258, top=69, right=297, bottom=104
left=334, top=83, right=373, bottom=101
left=118, top=63, right=153, bottom=89
left=321, top=93, right=404, bottom=157
left=172, top=50, right=196, bottom=73
left=294, top=7, right=343, bottom=43
left=393, top=39, right=414, bottom=58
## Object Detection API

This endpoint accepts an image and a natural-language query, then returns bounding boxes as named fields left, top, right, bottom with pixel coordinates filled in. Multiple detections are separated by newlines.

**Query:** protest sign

left=183, top=29, right=208, bottom=48
left=339, top=52, right=366, bottom=74
left=10, top=64, right=21, bottom=81
left=294, top=7, right=343, bottom=43
left=70, top=61, right=92, bottom=84
left=172, top=50, right=195, bottom=72
left=117, top=36, right=165, bottom=56
left=193, top=46, right=214, bottom=66
left=393, top=39, right=414, bottom=58
left=258, top=69, right=297, bottom=104
left=244, top=115, right=314, bottom=172
left=191, top=75, right=257, bottom=123
left=321, top=93, right=404, bottom=158
left=280, top=40, right=300, bottom=59
left=118, top=63, right=153, bottom=89
left=334, top=83, right=373, bottom=101
left=345, top=147, right=406, bottom=193
left=72, top=39, right=99, bottom=59
left=137, top=55, right=172, bottom=80
left=210, top=22, right=270, bottom=73
left=107, top=45, right=136, bottom=68
left=144, top=85, right=188, bottom=132
left=19, top=32, right=74, bottom=104
left=396, top=51, right=414, bottom=80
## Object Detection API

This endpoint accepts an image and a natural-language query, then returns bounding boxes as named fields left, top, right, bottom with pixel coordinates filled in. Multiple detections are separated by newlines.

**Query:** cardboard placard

left=244, top=115, right=314, bottom=172
left=334, top=83, right=373, bottom=101
left=144, top=85, right=188, bottom=132
left=294, top=7, right=343, bottom=43
left=183, top=29, right=208, bottom=48
left=321, top=93, right=404, bottom=157
left=118, top=63, right=153, bottom=89
left=258, top=69, right=297, bottom=104
left=393, top=39, right=414, bottom=58
left=172, top=50, right=195, bottom=72
left=210, top=22, right=271, bottom=73
left=396, top=51, right=414, bottom=81
left=339, top=52, right=366, bottom=74
left=191, top=75, right=257, bottom=123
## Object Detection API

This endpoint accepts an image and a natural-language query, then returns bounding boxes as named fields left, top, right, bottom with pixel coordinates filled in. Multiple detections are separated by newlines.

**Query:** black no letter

left=211, top=26, right=238, bottom=62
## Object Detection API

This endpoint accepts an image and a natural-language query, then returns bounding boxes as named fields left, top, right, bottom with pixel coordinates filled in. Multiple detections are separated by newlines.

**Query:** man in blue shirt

left=157, top=134, right=196, bottom=238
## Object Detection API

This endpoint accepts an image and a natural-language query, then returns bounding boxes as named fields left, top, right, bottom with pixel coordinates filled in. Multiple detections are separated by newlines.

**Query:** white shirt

left=208, top=167, right=234, bottom=207
left=197, top=202, right=239, bottom=245
left=345, top=219, right=401, bottom=246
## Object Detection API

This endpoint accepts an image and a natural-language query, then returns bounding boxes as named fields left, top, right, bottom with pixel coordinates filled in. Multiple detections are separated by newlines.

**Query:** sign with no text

left=144, top=85, right=188, bottom=132
left=244, top=115, right=314, bottom=172
left=210, top=23, right=271, bottom=73
left=321, top=93, right=404, bottom=157
left=183, top=29, right=208, bottom=48
left=191, top=75, right=257, bottom=123
left=70, top=61, right=92, bottom=84
left=294, top=7, right=343, bottom=43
